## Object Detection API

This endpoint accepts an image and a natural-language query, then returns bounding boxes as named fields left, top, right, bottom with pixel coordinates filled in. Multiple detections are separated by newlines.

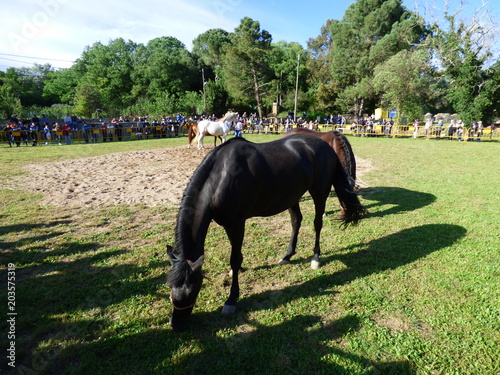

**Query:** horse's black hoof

left=221, top=304, right=237, bottom=315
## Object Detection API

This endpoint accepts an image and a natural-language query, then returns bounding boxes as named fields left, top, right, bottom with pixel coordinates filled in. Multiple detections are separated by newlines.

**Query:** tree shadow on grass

left=38, top=313, right=415, bottom=375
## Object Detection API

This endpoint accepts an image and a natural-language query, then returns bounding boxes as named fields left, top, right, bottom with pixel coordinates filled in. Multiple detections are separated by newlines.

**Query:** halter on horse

left=196, top=112, right=239, bottom=149
left=167, top=134, right=366, bottom=331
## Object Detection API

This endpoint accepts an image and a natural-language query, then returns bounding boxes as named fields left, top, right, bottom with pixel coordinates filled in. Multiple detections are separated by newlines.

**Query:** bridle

left=169, top=293, right=195, bottom=311
left=169, top=259, right=201, bottom=311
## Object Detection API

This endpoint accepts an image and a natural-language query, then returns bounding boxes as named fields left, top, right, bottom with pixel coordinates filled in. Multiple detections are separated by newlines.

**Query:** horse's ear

left=189, top=255, right=205, bottom=272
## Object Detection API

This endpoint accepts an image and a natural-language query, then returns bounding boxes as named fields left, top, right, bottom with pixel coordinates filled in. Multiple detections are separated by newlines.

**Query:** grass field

left=1, top=135, right=499, bottom=374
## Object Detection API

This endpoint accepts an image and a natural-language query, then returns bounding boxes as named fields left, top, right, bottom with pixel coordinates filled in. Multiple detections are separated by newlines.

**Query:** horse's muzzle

left=170, top=307, right=193, bottom=332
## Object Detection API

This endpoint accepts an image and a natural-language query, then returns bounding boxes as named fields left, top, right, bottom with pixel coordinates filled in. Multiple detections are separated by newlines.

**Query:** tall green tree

left=43, top=66, right=80, bottom=104
left=2, top=64, right=55, bottom=107
left=132, top=37, right=198, bottom=114
left=192, top=28, right=231, bottom=81
left=75, top=38, right=138, bottom=114
left=329, top=0, right=426, bottom=118
left=306, top=20, right=339, bottom=113
left=222, top=17, right=273, bottom=118
left=430, top=3, right=499, bottom=124
left=373, top=48, right=435, bottom=123
left=269, top=41, right=308, bottom=112
left=0, top=79, right=22, bottom=119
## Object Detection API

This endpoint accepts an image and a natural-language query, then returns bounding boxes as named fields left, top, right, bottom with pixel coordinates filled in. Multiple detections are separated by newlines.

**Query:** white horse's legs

left=197, top=134, right=204, bottom=149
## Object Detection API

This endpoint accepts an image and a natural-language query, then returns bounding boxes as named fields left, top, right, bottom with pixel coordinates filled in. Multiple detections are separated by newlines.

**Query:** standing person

left=101, top=122, right=108, bottom=142
left=115, top=122, right=123, bottom=141
left=30, top=122, right=38, bottom=146
left=43, top=123, right=52, bottom=145
left=234, top=119, right=243, bottom=137
left=20, top=123, right=29, bottom=146
left=90, top=123, right=98, bottom=143
left=107, top=121, right=115, bottom=142
left=64, top=114, right=72, bottom=126
left=62, top=122, right=71, bottom=145
left=41, top=114, right=50, bottom=125
left=413, top=119, right=420, bottom=139
left=53, top=122, right=62, bottom=145
left=82, top=121, right=91, bottom=143
left=436, top=119, right=444, bottom=139
left=447, top=120, right=457, bottom=140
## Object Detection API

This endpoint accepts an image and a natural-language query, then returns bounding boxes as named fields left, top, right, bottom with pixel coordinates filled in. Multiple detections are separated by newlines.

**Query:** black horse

left=167, top=134, right=366, bottom=331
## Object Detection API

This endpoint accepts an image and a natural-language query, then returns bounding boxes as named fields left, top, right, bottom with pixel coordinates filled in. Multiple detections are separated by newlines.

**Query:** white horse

left=196, top=111, right=239, bottom=149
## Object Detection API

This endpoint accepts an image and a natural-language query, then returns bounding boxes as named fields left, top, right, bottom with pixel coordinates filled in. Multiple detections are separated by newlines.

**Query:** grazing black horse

left=167, top=134, right=366, bottom=331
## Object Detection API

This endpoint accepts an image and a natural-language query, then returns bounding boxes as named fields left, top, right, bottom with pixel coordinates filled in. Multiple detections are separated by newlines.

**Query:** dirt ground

left=8, top=145, right=372, bottom=207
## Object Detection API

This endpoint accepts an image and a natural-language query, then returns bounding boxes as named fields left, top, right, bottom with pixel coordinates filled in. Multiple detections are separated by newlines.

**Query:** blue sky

left=0, top=0, right=498, bottom=70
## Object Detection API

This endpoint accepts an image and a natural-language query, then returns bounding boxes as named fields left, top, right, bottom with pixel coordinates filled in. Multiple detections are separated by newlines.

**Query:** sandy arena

left=6, top=145, right=371, bottom=207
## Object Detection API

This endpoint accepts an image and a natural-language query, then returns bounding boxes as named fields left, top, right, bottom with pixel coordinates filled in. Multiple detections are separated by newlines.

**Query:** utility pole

left=293, top=53, right=300, bottom=122
left=202, top=68, right=206, bottom=114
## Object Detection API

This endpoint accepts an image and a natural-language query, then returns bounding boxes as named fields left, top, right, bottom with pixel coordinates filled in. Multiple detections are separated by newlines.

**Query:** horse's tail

left=333, top=131, right=357, bottom=190
left=332, top=160, right=366, bottom=227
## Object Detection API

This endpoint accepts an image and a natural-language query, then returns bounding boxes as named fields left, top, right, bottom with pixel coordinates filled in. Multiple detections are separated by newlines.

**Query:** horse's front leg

left=278, top=203, right=302, bottom=266
left=197, top=134, right=204, bottom=149
left=222, top=222, right=245, bottom=315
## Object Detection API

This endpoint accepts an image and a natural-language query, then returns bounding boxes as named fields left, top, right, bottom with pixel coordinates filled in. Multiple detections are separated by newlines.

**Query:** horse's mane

left=173, top=142, right=238, bottom=258
left=333, top=130, right=356, bottom=184
left=167, top=259, right=192, bottom=287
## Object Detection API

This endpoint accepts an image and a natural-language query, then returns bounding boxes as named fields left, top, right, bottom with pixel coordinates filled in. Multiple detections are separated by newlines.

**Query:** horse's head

left=167, top=246, right=204, bottom=332
left=223, top=111, right=239, bottom=123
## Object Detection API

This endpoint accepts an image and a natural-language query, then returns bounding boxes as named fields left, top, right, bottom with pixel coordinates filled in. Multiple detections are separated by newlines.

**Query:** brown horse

left=284, top=128, right=358, bottom=218
left=284, top=128, right=357, bottom=190
left=187, top=122, right=221, bottom=147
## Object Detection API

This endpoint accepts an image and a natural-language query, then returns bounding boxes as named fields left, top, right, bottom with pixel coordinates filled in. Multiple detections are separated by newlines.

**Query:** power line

left=0, top=52, right=75, bottom=63
left=0, top=57, right=68, bottom=70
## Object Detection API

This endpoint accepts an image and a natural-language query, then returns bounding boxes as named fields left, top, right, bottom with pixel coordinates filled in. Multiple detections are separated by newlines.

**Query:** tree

left=43, top=66, right=80, bottom=104
left=429, top=1, right=500, bottom=124
left=269, top=41, right=307, bottom=112
left=222, top=17, right=274, bottom=118
left=73, top=83, right=101, bottom=117
left=75, top=38, right=138, bottom=114
left=329, top=0, right=426, bottom=118
left=192, top=28, right=231, bottom=81
left=306, top=20, right=337, bottom=112
left=373, top=48, right=435, bottom=123
left=132, top=37, right=199, bottom=114
left=2, top=64, right=55, bottom=107
left=0, top=79, right=22, bottom=119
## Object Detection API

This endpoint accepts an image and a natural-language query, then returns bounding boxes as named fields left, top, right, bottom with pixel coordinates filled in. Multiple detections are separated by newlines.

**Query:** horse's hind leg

left=222, top=222, right=245, bottom=315
left=310, top=193, right=327, bottom=269
left=278, top=203, right=302, bottom=266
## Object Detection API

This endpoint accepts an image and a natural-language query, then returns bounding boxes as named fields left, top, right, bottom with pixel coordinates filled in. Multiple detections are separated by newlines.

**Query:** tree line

left=1, top=0, right=499, bottom=126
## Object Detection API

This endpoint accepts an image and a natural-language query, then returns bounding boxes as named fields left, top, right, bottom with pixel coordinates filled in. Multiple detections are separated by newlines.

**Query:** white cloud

left=0, top=0, right=240, bottom=69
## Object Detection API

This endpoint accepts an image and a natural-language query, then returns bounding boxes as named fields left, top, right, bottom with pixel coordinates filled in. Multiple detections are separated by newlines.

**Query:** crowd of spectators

left=1, top=112, right=497, bottom=146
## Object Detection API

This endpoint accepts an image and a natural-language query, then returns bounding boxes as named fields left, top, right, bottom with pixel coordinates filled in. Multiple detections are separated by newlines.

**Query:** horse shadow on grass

left=325, top=187, right=436, bottom=217
left=31, top=223, right=465, bottom=374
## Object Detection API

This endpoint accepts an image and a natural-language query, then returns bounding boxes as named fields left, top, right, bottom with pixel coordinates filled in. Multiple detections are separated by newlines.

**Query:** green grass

left=1, top=134, right=499, bottom=374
